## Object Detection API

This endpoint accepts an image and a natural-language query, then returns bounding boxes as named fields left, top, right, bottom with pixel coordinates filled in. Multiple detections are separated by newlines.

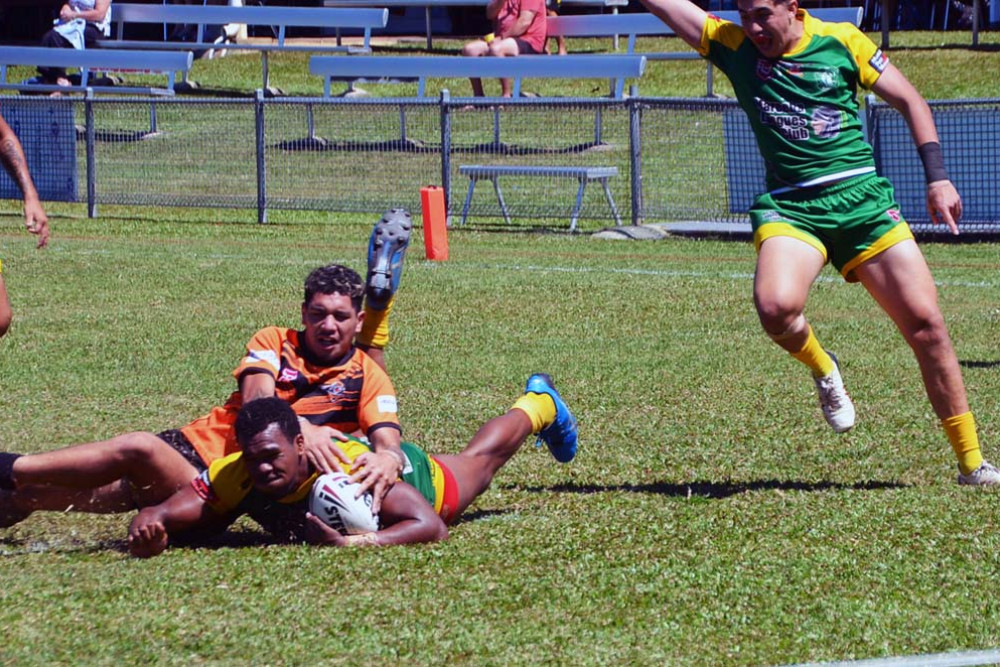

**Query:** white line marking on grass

left=784, top=648, right=1000, bottom=667
left=482, top=263, right=1000, bottom=289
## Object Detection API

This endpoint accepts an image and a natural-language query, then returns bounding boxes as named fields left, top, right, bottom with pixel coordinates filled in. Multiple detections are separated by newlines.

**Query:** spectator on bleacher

left=37, top=0, right=112, bottom=87
left=461, top=0, right=548, bottom=97
left=0, top=109, right=49, bottom=338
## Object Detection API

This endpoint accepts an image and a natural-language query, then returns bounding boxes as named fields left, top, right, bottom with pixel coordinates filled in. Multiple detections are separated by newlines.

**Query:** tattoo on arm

left=0, top=137, right=33, bottom=196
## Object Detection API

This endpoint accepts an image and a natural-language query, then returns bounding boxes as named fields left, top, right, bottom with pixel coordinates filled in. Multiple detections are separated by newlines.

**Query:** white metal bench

left=0, top=46, right=193, bottom=95
left=102, top=4, right=389, bottom=93
left=457, top=164, right=621, bottom=230
left=310, top=53, right=646, bottom=98
left=547, top=8, right=864, bottom=97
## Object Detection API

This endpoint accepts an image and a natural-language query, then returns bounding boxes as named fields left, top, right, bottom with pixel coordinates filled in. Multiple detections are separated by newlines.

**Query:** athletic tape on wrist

left=917, top=141, right=949, bottom=184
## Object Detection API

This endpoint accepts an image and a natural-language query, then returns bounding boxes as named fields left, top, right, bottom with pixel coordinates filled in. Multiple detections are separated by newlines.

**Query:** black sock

left=0, top=452, right=21, bottom=490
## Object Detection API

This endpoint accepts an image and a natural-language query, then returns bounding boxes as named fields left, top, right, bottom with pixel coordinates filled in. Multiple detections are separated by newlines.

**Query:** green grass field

left=2, top=28, right=1000, bottom=665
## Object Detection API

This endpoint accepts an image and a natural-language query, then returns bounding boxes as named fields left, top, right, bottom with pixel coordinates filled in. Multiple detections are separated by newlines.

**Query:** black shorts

left=157, top=429, right=209, bottom=473
left=515, top=39, right=542, bottom=55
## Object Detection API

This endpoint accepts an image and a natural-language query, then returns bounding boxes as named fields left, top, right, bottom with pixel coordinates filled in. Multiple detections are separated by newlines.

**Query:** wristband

left=917, top=141, right=948, bottom=184
left=0, top=258, right=3, bottom=274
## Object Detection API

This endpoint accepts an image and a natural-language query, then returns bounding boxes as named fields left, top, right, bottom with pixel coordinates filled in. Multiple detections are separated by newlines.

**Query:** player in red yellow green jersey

left=639, top=0, right=999, bottom=484
left=127, top=377, right=578, bottom=556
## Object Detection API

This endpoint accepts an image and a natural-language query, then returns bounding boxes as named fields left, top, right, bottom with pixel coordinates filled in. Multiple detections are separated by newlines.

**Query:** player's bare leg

left=435, top=410, right=534, bottom=517
left=436, top=374, right=577, bottom=520
left=0, top=432, right=201, bottom=526
left=755, top=237, right=855, bottom=432
left=854, top=239, right=1000, bottom=484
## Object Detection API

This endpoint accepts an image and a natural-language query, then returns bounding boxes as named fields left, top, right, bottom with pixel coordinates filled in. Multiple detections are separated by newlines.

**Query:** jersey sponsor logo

left=755, top=59, right=775, bottom=81
left=322, top=381, right=346, bottom=398
left=244, top=349, right=280, bottom=373
left=761, top=209, right=782, bottom=222
left=869, top=49, right=888, bottom=73
left=278, top=367, right=299, bottom=383
left=810, top=106, right=842, bottom=139
left=376, top=395, right=398, bottom=413
left=886, top=208, right=902, bottom=222
left=756, top=97, right=809, bottom=140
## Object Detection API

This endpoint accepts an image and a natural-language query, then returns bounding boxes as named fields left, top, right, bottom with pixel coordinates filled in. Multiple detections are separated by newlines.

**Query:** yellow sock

left=511, top=392, right=556, bottom=434
left=943, top=412, right=983, bottom=475
left=357, top=296, right=394, bottom=349
left=790, top=326, right=834, bottom=378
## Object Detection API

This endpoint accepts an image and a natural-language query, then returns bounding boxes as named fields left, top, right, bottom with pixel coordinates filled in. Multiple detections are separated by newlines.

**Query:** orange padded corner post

left=420, top=185, right=449, bottom=261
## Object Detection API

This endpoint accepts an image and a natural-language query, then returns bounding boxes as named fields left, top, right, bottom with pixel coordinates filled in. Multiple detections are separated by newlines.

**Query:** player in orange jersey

left=0, top=263, right=407, bottom=529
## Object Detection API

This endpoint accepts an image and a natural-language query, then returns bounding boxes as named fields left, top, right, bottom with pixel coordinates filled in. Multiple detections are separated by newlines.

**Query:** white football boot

left=813, top=352, right=855, bottom=433
left=957, top=460, right=1000, bottom=486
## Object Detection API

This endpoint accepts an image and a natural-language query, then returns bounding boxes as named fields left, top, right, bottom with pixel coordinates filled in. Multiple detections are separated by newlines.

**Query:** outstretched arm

left=0, top=113, right=49, bottom=248
left=127, top=484, right=220, bottom=558
left=303, top=481, right=447, bottom=547
left=637, top=0, right=708, bottom=51
left=871, top=63, right=962, bottom=234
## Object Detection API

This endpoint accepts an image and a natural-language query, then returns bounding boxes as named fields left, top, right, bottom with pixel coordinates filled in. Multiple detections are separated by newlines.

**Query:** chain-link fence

left=1, top=93, right=997, bottom=232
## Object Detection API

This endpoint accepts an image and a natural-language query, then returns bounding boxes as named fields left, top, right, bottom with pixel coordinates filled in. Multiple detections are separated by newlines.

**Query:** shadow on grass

left=959, top=360, right=1000, bottom=369
left=505, top=478, right=908, bottom=499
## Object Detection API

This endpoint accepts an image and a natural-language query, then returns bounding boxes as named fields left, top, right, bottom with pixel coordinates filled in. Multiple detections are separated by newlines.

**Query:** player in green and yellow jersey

left=639, top=0, right=999, bottom=484
left=128, top=376, right=578, bottom=556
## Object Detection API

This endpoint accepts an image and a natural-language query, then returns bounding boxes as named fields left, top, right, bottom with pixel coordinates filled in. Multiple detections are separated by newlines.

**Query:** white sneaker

left=813, top=352, right=855, bottom=433
left=957, top=461, right=1000, bottom=486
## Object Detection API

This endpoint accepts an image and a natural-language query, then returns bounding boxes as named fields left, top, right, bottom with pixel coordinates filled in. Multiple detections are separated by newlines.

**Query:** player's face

left=300, top=291, right=363, bottom=364
left=241, top=424, right=308, bottom=497
left=737, top=0, right=800, bottom=59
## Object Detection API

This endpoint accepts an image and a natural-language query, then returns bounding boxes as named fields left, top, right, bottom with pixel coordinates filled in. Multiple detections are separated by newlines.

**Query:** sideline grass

left=3, top=211, right=1000, bottom=663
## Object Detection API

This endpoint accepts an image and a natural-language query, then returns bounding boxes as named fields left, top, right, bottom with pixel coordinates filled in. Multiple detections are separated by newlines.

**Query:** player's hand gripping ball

left=309, top=472, right=379, bottom=535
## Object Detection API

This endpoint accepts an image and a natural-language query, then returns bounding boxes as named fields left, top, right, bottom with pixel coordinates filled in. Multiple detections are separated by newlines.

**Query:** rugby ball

left=309, top=472, right=378, bottom=535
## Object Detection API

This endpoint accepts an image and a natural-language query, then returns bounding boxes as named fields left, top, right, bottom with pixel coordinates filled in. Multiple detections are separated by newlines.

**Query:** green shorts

left=750, top=173, right=914, bottom=282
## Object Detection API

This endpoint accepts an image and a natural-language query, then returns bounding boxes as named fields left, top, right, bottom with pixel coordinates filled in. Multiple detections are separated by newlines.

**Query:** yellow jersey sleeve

left=192, top=451, right=254, bottom=514
left=809, top=17, right=888, bottom=90
left=699, top=13, right=746, bottom=57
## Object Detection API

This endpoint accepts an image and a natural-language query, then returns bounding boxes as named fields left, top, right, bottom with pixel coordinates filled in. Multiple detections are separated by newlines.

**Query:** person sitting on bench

left=38, top=0, right=112, bottom=87
left=461, top=0, right=548, bottom=98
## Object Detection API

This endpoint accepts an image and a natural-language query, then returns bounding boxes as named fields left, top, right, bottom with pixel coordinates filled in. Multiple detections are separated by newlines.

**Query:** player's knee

left=905, top=311, right=949, bottom=350
left=754, top=296, right=801, bottom=335
left=114, top=432, right=170, bottom=465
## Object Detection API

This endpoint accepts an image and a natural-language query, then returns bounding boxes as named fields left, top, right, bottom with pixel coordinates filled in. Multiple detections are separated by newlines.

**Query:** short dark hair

left=303, top=264, right=364, bottom=311
left=234, top=397, right=301, bottom=447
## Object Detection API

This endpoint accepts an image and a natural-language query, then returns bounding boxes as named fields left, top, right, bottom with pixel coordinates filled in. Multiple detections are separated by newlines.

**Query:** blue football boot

left=366, top=208, right=412, bottom=311
left=525, top=373, right=578, bottom=463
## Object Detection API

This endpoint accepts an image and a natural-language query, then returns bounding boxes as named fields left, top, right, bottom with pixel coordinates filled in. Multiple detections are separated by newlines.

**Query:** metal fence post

left=440, top=89, right=452, bottom=224
left=255, top=89, right=267, bottom=224
left=85, top=87, right=97, bottom=219
left=628, top=85, right=642, bottom=226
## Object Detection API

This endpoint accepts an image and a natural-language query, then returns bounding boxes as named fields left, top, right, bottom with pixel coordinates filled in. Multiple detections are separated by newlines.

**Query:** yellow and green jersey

left=192, top=436, right=446, bottom=531
left=700, top=10, right=888, bottom=192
